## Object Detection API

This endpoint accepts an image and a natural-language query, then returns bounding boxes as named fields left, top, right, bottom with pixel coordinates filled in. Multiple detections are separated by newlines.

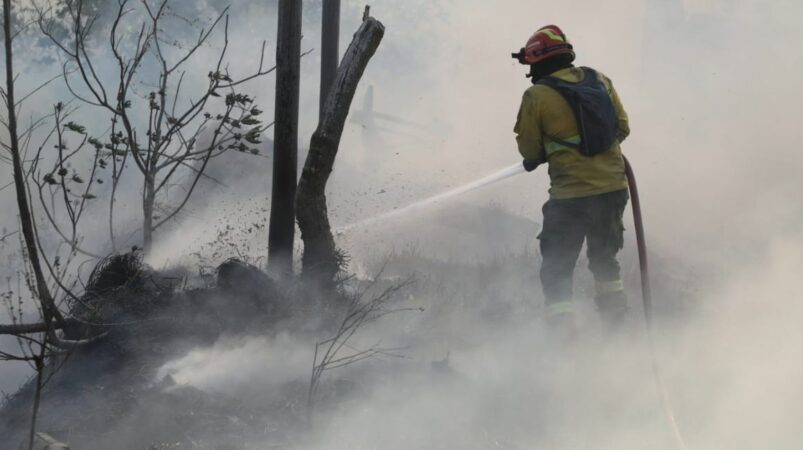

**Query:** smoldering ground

left=2, top=0, right=803, bottom=449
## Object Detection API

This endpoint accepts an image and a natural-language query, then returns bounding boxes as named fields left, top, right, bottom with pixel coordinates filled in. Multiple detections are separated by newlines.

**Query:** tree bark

left=3, top=0, right=65, bottom=328
left=269, top=0, right=303, bottom=273
left=296, top=15, right=385, bottom=284
left=320, top=0, right=341, bottom=120
left=142, top=174, right=155, bottom=253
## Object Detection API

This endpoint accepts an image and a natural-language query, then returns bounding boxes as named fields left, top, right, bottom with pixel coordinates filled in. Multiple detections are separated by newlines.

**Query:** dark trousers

left=538, top=189, right=629, bottom=311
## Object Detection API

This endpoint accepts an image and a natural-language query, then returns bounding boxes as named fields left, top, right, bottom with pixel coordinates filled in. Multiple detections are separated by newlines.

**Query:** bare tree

left=269, top=0, right=303, bottom=273
left=0, top=3, right=87, bottom=447
left=296, top=10, right=385, bottom=285
left=38, top=0, right=274, bottom=253
left=30, top=103, right=104, bottom=259
left=0, top=99, right=107, bottom=338
left=2, top=0, right=66, bottom=337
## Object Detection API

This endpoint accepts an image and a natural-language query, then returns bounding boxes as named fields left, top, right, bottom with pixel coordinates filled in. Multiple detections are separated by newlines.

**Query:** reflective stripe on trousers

left=547, top=300, right=574, bottom=317
left=595, top=279, right=624, bottom=295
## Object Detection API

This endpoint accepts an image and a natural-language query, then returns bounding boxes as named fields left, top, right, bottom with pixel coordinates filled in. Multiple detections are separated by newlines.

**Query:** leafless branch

left=307, top=268, right=418, bottom=415
left=39, top=0, right=280, bottom=252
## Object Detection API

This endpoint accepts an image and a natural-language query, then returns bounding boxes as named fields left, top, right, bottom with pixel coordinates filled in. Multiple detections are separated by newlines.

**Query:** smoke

left=2, top=0, right=803, bottom=448
left=152, top=233, right=803, bottom=450
left=156, top=333, right=313, bottom=396
left=674, top=235, right=803, bottom=450
left=199, top=1, right=803, bottom=449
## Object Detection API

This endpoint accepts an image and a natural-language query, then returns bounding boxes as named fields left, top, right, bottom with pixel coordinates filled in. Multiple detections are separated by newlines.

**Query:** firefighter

left=513, top=25, right=631, bottom=328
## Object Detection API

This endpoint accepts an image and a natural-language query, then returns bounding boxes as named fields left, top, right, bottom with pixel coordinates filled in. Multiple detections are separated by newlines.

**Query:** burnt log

left=296, top=14, right=385, bottom=285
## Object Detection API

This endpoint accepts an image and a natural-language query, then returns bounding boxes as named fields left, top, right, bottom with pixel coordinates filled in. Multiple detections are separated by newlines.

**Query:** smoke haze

left=2, top=1, right=802, bottom=449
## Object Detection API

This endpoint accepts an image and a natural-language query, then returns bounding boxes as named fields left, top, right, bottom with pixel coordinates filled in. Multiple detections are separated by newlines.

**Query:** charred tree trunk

left=296, top=14, right=385, bottom=285
left=2, top=0, right=64, bottom=328
left=320, top=0, right=341, bottom=120
left=269, top=0, right=303, bottom=273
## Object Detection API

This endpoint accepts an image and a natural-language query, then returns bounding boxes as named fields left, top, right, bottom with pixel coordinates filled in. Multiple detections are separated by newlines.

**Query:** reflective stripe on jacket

left=514, top=67, right=630, bottom=199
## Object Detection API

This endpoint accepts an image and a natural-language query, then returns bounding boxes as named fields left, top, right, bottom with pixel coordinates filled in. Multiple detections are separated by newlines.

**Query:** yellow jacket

left=514, top=67, right=630, bottom=199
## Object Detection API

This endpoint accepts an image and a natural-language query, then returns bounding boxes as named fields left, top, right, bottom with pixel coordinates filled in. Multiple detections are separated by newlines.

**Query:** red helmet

left=516, top=25, right=575, bottom=65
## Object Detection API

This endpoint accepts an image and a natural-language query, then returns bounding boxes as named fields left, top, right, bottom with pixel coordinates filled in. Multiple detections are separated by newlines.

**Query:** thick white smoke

left=2, top=1, right=802, bottom=448
left=152, top=1, right=803, bottom=449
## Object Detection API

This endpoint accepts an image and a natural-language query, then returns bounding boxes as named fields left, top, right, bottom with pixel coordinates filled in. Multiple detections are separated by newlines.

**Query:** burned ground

left=0, top=254, right=304, bottom=449
left=0, top=243, right=698, bottom=450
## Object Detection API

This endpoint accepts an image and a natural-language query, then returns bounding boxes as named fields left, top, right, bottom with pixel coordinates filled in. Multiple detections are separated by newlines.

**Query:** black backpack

left=536, top=67, right=619, bottom=157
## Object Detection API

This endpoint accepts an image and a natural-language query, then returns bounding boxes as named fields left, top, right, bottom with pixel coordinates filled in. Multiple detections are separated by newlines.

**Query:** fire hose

left=624, top=156, right=690, bottom=450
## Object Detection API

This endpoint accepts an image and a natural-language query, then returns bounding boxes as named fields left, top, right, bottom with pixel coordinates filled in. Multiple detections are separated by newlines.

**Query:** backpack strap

left=536, top=69, right=584, bottom=154
left=576, top=67, right=598, bottom=86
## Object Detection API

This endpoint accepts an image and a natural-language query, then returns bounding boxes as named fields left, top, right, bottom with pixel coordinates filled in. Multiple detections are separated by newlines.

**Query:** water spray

left=336, top=162, right=526, bottom=234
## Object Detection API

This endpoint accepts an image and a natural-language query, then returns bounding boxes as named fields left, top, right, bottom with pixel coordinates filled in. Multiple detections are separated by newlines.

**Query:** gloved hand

left=522, top=159, right=540, bottom=172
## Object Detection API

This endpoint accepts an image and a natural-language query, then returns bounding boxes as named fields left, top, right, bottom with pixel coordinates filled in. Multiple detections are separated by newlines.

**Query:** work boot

left=545, top=301, right=578, bottom=342
left=595, top=291, right=629, bottom=331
